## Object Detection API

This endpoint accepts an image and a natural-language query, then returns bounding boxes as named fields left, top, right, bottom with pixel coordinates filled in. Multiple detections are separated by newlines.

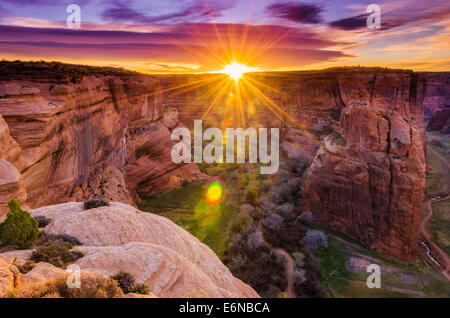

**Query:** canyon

left=0, top=61, right=448, bottom=262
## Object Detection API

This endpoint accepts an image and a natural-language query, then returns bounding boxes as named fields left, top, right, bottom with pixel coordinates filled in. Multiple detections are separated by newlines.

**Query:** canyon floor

left=138, top=131, right=449, bottom=297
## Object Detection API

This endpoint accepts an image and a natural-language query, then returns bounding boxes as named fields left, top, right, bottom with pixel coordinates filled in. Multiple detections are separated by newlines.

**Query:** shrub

left=276, top=203, right=295, bottom=219
left=292, top=252, right=305, bottom=269
left=130, top=283, right=150, bottom=295
left=12, top=259, right=36, bottom=274
left=34, top=215, right=52, bottom=228
left=298, top=211, right=313, bottom=226
left=301, top=230, right=327, bottom=252
left=0, top=199, right=39, bottom=249
left=17, top=273, right=124, bottom=298
left=83, top=199, right=110, bottom=210
left=262, top=214, right=283, bottom=231
left=30, top=239, right=83, bottom=268
left=111, top=271, right=135, bottom=294
left=245, top=184, right=259, bottom=203
left=41, top=234, right=82, bottom=246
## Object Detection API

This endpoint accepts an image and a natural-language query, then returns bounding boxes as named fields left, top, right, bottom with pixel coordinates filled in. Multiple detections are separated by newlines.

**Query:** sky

left=0, top=0, right=449, bottom=73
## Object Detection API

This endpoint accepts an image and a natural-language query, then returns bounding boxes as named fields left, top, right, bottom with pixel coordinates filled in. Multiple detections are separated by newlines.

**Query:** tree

left=0, top=198, right=39, bottom=249
left=301, top=230, right=327, bottom=252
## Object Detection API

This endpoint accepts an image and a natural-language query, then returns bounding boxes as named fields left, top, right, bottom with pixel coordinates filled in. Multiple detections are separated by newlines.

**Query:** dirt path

left=420, top=195, right=450, bottom=281
left=257, top=220, right=296, bottom=298
left=274, top=247, right=295, bottom=298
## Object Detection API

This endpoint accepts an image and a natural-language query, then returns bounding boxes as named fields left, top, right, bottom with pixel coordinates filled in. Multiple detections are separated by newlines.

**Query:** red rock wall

left=0, top=76, right=205, bottom=213
left=0, top=67, right=436, bottom=261
left=302, top=71, right=426, bottom=261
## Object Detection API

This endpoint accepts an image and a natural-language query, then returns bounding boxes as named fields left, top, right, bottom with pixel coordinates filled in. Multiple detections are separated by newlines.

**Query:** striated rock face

left=419, top=72, right=450, bottom=133
left=303, top=71, right=426, bottom=260
left=0, top=75, right=205, bottom=214
left=0, top=159, right=27, bottom=220
left=20, top=202, right=257, bottom=298
left=0, top=113, right=27, bottom=218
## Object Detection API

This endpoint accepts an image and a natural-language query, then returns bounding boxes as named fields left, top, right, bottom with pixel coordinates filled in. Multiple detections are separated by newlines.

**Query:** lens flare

left=206, top=181, right=223, bottom=205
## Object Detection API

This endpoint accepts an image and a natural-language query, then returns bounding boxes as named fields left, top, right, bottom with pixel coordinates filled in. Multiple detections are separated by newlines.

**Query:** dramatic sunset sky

left=0, top=0, right=449, bottom=73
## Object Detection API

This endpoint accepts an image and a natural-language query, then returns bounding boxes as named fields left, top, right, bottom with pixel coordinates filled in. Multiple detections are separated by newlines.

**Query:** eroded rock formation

left=0, top=75, right=206, bottom=216
left=303, top=71, right=426, bottom=261
left=0, top=202, right=259, bottom=298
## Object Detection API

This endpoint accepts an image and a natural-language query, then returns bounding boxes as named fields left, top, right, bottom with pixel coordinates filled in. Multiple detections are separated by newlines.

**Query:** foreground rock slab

left=1, top=202, right=258, bottom=298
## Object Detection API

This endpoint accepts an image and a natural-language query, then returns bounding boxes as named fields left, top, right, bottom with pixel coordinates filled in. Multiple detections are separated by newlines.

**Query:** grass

left=138, top=180, right=236, bottom=258
left=425, top=133, right=450, bottom=198
left=429, top=199, right=450, bottom=255
left=314, top=229, right=449, bottom=298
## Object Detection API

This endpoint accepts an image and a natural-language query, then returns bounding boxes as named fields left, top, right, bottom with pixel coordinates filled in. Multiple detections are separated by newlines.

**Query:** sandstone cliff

left=0, top=202, right=259, bottom=298
left=300, top=70, right=426, bottom=261
left=419, top=72, right=450, bottom=133
left=0, top=73, right=205, bottom=217
left=0, top=62, right=441, bottom=261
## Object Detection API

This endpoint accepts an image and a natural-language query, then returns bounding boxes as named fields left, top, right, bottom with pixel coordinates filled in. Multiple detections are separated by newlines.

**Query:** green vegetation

left=111, top=271, right=135, bottom=294
left=131, top=283, right=150, bottom=295
left=139, top=177, right=244, bottom=258
left=33, top=215, right=51, bottom=228
left=429, top=199, right=450, bottom=255
left=314, top=230, right=449, bottom=298
left=12, top=259, right=36, bottom=274
left=84, top=199, right=110, bottom=210
left=142, top=156, right=326, bottom=298
left=30, top=237, right=84, bottom=268
left=111, top=271, right=150, bottom=295
left=425, top=132, right=449, bottom=198
left=0, top=60, right=142, bottom=83
left=0, top=199, right=39, bottom=249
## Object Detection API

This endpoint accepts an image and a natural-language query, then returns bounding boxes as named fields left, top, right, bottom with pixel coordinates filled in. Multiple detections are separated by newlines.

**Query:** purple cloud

left=329, top=14, right=368, bottom=30
left=266, top=2, right=322, bottom=24
left=1, top=0, right=90, bottom=5
left=102, top=0, right=233, bottom=24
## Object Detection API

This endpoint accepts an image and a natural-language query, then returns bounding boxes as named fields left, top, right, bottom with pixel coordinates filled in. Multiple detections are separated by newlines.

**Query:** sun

left=221, top=62, right=256, bottom=80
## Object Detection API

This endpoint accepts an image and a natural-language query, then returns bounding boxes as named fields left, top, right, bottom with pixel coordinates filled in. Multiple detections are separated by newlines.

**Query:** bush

left=130, top=283, right=150, bottom=295
left=83, top=199, right=110, bottom=210
left=0, top=199, right=39, bottom=249
left=262, top=214, right=283, bottom=231
left=30, top=239, right=84, bottom=268
left=17, top=273, right=124, bottom=298
left=301, top=230, right=327, bottom=252
left=292, top=252, right=305, bottom=269
left=40, top=234, right=82, bottom=246
left=245, top=184, right=259, bottom=203
left=34, top=215, right=52, bottom=228
left=12, top=259, right=36, bottom=274
left=298, top=211, right=313, bottom=226
left=111, top=271, right=135, bottom=294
